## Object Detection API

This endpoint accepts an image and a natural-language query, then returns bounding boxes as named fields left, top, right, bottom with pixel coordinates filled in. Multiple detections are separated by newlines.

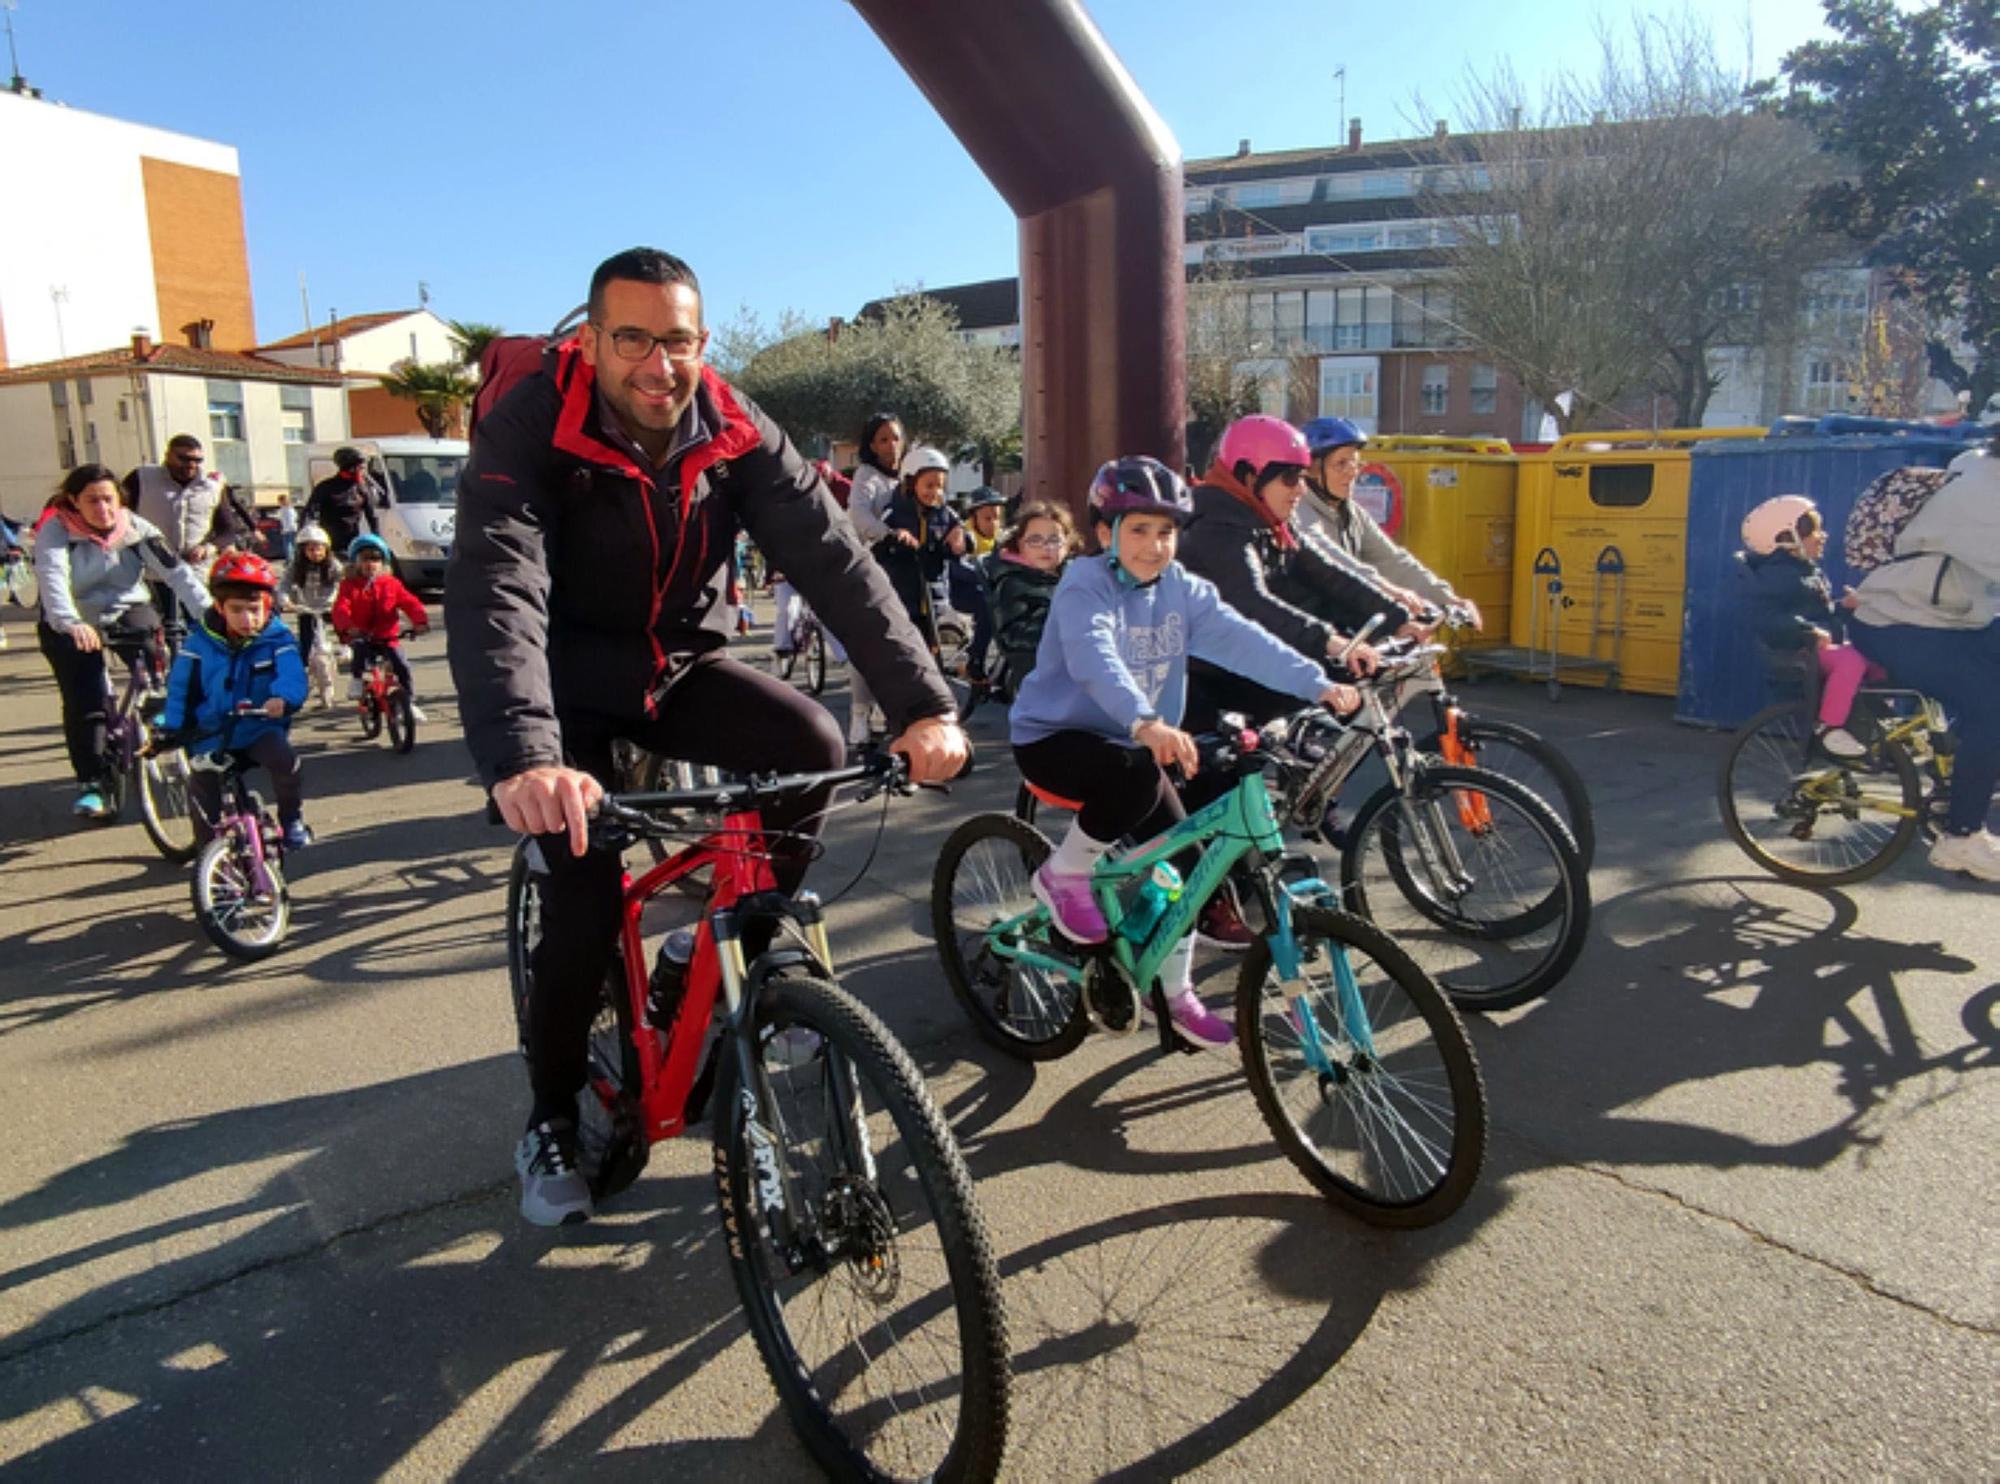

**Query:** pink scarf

left=52, top=502, right=132, bottom=551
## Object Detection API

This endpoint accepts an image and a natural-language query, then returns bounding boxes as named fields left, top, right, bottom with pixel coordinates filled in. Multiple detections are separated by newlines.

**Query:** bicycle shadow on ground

left=1480, top=874, right=1997, bottom=1173
left=0, top=1047, right=1421, bottom=1482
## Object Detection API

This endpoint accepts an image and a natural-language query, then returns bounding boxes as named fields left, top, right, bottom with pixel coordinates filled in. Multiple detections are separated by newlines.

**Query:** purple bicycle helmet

left=1087, top=456, right=1194, bottom=526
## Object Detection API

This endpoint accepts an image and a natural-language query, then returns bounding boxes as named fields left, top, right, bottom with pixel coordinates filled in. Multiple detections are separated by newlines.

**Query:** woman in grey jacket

left=34, top=463, right=209, bottom=818
left=1299, top=416, right=1483, bottom=629
left=840, top=412, right=906, bottom=747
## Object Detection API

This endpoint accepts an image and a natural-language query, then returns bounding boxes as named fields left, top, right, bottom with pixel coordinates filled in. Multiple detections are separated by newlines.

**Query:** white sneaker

left=1930, top=831, right=2000, bottom=884
left=407, top=703, right=428, bottom=723
left=347, top=677, right=364, bottom=700
left=1816, top=725, right=1867, bottom=759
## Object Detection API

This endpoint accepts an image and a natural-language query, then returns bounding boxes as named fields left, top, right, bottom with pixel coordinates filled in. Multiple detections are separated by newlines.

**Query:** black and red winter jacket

left=445, top=348, right=954, bottom=788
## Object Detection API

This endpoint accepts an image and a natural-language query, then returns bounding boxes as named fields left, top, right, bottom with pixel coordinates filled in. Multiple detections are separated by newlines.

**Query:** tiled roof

left=0, top=343, right=345, bottom=387
left=253, top=310, right=421, bottom=352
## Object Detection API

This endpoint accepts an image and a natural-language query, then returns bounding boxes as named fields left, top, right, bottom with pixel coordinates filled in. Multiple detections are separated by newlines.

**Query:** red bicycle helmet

left=209, top=550, right=278, bottom=595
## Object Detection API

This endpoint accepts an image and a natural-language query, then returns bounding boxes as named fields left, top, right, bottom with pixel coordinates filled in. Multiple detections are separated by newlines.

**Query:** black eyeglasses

left=594, top=322, right=704, bottom=364
left=1019, top=533, right=1066, bottom=550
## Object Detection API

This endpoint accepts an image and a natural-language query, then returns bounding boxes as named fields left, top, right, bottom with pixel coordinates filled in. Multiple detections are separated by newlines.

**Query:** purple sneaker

left=1034, top=862, right=1109, bottom=944
left=1169, top=988, right=1234, bottom=1051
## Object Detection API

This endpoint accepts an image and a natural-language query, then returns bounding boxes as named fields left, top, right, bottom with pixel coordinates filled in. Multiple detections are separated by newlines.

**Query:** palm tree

left=446, top=319, right=505, bottom=371
left=379, top=360, right=477, bottom=439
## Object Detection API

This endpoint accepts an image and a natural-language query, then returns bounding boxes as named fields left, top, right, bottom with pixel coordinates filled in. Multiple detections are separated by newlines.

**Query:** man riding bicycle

left=446, top=247, right=966, bottom=1226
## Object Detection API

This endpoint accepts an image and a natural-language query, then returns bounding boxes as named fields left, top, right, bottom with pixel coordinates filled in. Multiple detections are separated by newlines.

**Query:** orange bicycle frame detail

left=1439, top=708, right=1495, bottom=832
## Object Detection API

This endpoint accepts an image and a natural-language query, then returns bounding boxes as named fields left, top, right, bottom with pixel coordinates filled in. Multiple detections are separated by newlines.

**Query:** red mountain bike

left=503, top=754, right=1009, bottom=1482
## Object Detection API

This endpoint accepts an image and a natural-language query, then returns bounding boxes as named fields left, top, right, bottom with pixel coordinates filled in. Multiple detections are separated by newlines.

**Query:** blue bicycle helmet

left=1302, top=416, right=1368, bottom=454
left=347, top=533, right=392, bottom=563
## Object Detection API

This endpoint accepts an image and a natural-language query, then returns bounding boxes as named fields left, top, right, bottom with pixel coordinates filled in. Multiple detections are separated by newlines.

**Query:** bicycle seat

left=1022, top=781, right=1083, bottom=813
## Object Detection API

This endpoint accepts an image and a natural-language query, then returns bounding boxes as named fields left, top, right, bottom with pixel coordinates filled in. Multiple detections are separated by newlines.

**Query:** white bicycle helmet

left=899, top=446, right=952, bottom=479
left=1741, top=495, right=1821, bottom=556
left=296, top=523, right=332, bottom=548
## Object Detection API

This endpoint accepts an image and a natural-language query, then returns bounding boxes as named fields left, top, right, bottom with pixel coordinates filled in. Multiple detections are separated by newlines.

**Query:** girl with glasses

left=989, top=500, right=1078, bottom=689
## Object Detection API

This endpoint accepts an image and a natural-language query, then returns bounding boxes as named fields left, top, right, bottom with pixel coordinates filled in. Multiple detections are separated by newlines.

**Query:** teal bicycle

left=931, top=711, right=1486, bottom=1227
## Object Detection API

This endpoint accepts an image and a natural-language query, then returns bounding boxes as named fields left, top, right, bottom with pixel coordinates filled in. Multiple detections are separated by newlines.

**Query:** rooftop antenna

left=4, top=0, right=34, bottom=96
left=1333, top=66, right=1346, bottom=145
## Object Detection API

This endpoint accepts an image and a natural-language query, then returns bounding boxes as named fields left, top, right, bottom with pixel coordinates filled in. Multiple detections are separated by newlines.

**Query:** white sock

left=1162, top=935, right=1196, bottom=993
left=1048, top=819, right=1113, bottom=877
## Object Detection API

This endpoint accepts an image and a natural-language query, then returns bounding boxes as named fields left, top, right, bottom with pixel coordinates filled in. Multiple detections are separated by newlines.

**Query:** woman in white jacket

left=35, top=463, right=209, bottom=818
left=841, top=412, right=906, bottom=748
left=1848, top=441, right=2000, bottom=881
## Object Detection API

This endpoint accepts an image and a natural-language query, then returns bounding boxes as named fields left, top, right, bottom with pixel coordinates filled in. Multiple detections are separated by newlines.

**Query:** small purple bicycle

left=183, top=738, right=291, bottom=959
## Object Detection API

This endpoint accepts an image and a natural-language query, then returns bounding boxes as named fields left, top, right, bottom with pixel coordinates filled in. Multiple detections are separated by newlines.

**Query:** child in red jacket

left=332, top=534, right=429, bottom=717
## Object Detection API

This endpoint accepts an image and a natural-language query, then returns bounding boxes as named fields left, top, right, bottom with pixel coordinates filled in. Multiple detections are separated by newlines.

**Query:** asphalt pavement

left=0, top=597, right=1993, bottom=1479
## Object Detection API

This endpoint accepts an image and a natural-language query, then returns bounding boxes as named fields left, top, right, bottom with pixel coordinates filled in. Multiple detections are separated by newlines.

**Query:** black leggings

left=526, top=654, right=845, bottom=1114
left=1014, top=729, right=1185, bottom=846
left=37, top=611, right=162, bottom=786
left=189, top=735, right=304, bottom=839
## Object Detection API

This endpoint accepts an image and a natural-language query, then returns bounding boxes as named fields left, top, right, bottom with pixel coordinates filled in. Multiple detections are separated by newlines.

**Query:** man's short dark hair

left=166, top=433, right=203, bottom=455
left=588, top=248, right=702, bottom=322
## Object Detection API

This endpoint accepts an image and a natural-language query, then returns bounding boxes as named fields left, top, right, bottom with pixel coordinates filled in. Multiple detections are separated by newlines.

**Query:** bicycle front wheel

left=1418, top=716, right=1595, bottom=870
left=386, top=691, right=416, bottom=754
left=136, top=744, right=200, bottom=862
left=1717, top=702, right=1922, bottom=886
left=717, top=973, right=1010, bottom=1483
left=1341, top=765, right=1589, bottom=1012
left=358, top=694, right=383, bottom=740
left=192, top=832, right=289, bottom=960
left=1237, top=904, right=1484, bottom=1227
left=932, top=814, right=1088, bottom=1060
left=504, top=839, right=543, bottom=1057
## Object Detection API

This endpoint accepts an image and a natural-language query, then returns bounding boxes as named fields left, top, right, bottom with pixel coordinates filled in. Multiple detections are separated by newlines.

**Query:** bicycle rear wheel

left=386, top=691, right=416, bottom=753
left=192, top=830, right=289, bottom=959
left=932, top=814, right=1088, bottom=1061
left=1340, top=765, right=1588, bottom=1013
left=1418, top=716, right=1595, bottom=871
left=1717, top=702, right=1922, bottom=886
left=136, top=742, right=200, bottom=863
left=1237, top=904, right=1484, bottom=1227
left=717, top=973, right=1010, bottom=1483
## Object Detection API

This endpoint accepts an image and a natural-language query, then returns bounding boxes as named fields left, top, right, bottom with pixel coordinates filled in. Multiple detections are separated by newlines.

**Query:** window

left=1275, top=291, right=1305, bottom=347
left=49, top=381, right=67, bottom=409
left=1318, top=356, right=1379, bottom=430
left=205, top=378, right=251, bottom=486
left=75, top=379, right=93, bottom=405
left=1802, top=357, right=1848, bottom=414
left=1305, top=290, right=1335, bottom=351
left=1363, top=287, right=1393, bottom=350
left=1421, top=365, right=1450, bottom=416
left=208, top=396, right=245, bottom=442
left=1470, top=363, right=1498, bottom=415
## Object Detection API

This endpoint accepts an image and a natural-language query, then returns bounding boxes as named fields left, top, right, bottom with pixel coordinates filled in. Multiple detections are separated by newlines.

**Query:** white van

left=301, top=437, right=465, bottom=589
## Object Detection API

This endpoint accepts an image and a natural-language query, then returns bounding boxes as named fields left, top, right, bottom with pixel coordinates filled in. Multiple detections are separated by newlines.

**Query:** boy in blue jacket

left=1009, top=457, right=1359, bottom=1050
left=160, top=552, right=313, bottom=848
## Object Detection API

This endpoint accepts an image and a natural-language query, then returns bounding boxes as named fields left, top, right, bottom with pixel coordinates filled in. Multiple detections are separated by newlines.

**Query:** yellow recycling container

left=1504, top=427, right=1762, bottom=696
left=1348, top=436, right=1518, bottom=653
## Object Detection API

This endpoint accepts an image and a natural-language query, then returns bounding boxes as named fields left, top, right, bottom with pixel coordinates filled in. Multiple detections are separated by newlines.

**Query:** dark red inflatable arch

left=849, top=0, right=1187, bottom=519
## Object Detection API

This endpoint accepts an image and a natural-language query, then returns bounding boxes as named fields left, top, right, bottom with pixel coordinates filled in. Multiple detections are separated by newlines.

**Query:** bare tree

left=1421, top=14, right=1837, bottom=431
left=1183, top=260, right=1273, bottom=465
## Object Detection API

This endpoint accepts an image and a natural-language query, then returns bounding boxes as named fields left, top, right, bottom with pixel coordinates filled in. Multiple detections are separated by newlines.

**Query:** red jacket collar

left=1204, top=459, right=1297, bottom=550
left=549, top=347, right=760, bottom=486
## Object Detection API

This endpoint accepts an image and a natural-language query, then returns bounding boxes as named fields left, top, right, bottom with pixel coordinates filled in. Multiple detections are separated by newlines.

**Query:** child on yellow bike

left=1740, top=494, right=1878, bottom=761
left=159, top=552, right=313, bottom=848
left=1008, top=456, right=1359, bottom=1050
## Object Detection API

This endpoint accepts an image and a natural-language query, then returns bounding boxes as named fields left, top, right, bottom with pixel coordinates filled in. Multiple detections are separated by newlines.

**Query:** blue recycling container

left=1676, top=418, right=1986, bottom=729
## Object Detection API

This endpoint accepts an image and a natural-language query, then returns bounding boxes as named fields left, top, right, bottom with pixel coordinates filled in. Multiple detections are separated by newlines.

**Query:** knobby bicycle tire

left=1339, top=764, right=1589, bottom=1013
left=1418, top=717, right=1595, bottom=871
left=137, top=742, right=200, bottom=863
left=358, top=694, right=383, bottom=741
left=1717, top=702, right=1923, bottom=886
left=1237, top=904, right=1485, bottom=1226
left=805, top=624, right=828, bottom=696
left=932, top=813, right=1089, bottom=1061
left=386, top=691, right=416, bottom=754
left=715, top=973, right=1010, bottom=1483
left=192, top=830, right=289, bottom=960
left=505, top=839, right=541, bottom=1058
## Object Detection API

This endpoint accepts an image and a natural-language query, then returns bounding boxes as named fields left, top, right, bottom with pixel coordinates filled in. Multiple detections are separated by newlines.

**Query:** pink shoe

left=1169, top=988, right=1234, bottom=1051
left=1034, top=862, right=1109, bottom=944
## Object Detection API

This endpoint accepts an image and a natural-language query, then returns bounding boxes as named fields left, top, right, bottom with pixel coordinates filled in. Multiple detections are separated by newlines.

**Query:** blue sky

left=11, top=0, right=1836, bottom=345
